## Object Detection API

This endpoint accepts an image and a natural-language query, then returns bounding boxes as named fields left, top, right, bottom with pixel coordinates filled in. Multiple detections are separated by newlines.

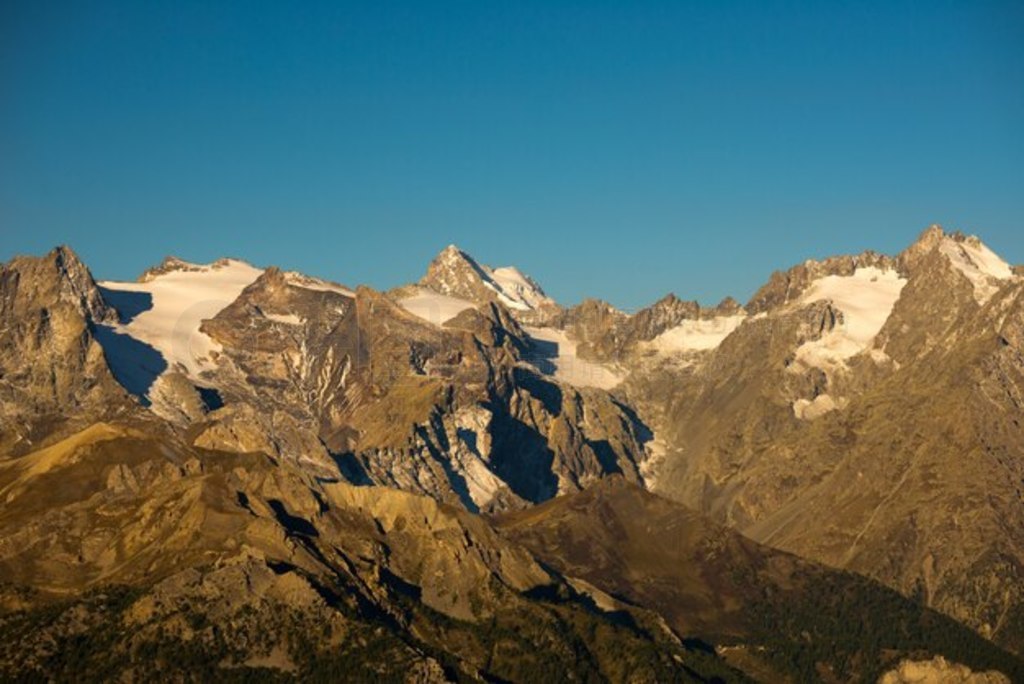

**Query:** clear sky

left=2, top=1, right=1022, bottom=310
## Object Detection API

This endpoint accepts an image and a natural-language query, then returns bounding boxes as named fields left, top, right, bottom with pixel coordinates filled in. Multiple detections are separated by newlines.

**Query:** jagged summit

left=910, top=223, right=946, bottom=250
left=0, top=245, right=113, bottom=325
left=42, top=245, right=114, bottom=323
left=0, top=246, right=127, bottom=448
left=745, top=249, right=899, bottom=315
left=419, top=244, right=555, bottom=314
left=281, top=269, right=355, bottom=297
left=4, top=226, right=1024, bottom=679
left=899, top=224, right=1014, bottom=304
left=138, top=255, right=259, bottom=283
left=714, top=295, right=744, bottom=315
left=742, top=225, right=1016, bottom=316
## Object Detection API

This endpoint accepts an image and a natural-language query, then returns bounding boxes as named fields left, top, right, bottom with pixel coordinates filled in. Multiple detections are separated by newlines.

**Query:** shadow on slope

left=522, top=335, right=559, bottom=375
left=91, top=324, right=166, bottom=402
left=494, top=477, right=1024, bottom=683
left=98, top=287, right=153, bottom=324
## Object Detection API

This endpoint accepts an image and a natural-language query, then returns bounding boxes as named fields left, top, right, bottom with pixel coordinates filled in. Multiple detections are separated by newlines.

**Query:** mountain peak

left=420, top=244, right=555, bottom=313
left=138, top=256, right=258, bottom=283
left=917, top=223, right=946, bottom=247
left=24, top=244, right=112, bottom=323
left=49, top=243, right=84, bottom=266
left=900, top=225, right=1014, bottom=304
left=431, top=244, right=480, bottom=269
left=712, top=296, right=744, bottom=315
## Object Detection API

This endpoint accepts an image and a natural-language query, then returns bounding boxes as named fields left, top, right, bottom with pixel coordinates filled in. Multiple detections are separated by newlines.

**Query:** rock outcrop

left=0, top=247, right=129, bottom=455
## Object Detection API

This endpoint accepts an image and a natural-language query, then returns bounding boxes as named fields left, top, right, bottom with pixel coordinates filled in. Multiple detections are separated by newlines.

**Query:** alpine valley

left=1, top=225, right=1023, bottom=683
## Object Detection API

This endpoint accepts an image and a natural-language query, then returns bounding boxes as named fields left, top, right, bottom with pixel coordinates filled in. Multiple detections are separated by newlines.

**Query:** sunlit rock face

left=614, top=226, right=1024, bottom=655
left=0, top=246, right=130, bottom=454
left=2, top=226, right=1024, bottom=680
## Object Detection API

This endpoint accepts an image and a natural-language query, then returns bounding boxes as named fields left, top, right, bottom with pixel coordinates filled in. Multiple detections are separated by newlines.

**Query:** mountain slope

left=49, top=250, right=655, bottom=515
left=3, top=226, right=1023, bottom=678
left=0, top=420, right=738, bottom=682
left=414, top=244, right=557, bottom=316
left=616, top=226, right=1024, bottom=653
left=495, top=478, right=1022, bottom=682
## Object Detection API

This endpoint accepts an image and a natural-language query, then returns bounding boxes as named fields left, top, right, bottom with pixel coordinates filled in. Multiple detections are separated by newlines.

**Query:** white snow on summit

left=792, top=266, right=906, bottom=370
left=939, top=235, right=1013, bottom=304
left=430, top=244, right=554, bottom=312
left=482, top=279, right=532, bottom=311
left=100, top=258, right=263, bottom=378
left=284, top=271, right=356, bottom=298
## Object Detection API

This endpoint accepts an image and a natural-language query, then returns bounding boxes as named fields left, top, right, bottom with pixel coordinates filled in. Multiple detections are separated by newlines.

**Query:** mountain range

left=1, top=225, right=1022, bottom=682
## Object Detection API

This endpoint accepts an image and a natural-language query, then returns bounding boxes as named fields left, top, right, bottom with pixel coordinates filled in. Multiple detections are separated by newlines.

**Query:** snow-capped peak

left=937, top=234, right=1014, bottom=304
left=138, top=256, right=257, bottom=283
left=420, top=244, right=555, bottom=312
left=283, top=271, right=355, bottom=297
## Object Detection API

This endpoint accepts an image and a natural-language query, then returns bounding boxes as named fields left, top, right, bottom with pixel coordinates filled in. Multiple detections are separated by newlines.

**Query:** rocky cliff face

left=17, top=247, right=652, bottom=518
left=0, top=247, right=129, bottom=456
left=614, top=226, right=1024, bottom=654
left=3, top=227, right=1024, bottom=679
left=417, top=245, right=556, bottom=316
left=196, top=267, right=650, bottom=513
left=0, top=423, right=717, bottom=681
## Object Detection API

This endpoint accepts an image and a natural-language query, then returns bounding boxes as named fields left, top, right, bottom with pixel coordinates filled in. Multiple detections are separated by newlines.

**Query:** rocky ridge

left=611, top=226, right=1024, bottom=653
left=2, top=224, right=1023, bottom=679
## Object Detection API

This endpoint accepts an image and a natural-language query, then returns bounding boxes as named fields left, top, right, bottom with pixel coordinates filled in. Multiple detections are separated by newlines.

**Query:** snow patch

left=399, top=289, right=476, bottom=325
left=793, top=267, right=906, bottom=370
left=869, top=348, right=889, bottom=364
left=482, top=279, right=532, bottom=311
left=284, top=272, right=355, bottom=298
left=490, top=266, right=550, bottom=310
left=431, top=245, right=553, bottom=311
left=450, top=407, right=505, bottom=510
left=793, top=394, right=846, bottom=420
left=939, top=236, right=1013, bottom=304
left=639, top=437, right=667, bottom=488
left=524, top=326, right=624, bottom=390
left=648, top=315, right=746, bottom=353
left=100, top=259, right=263, bottom=379
left=266, top=312, right=302, bottom=325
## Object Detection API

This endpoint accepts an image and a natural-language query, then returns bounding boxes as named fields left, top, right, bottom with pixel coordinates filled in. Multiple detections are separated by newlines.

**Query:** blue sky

left=2, top=1, right=1022, bottom=310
